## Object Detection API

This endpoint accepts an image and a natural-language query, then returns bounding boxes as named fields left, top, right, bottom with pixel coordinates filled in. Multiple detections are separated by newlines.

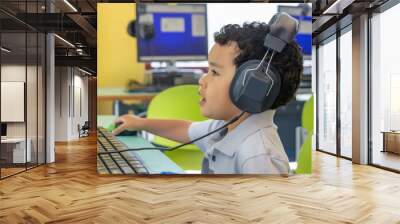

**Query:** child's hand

left=111, top=114, right=145, bottom=136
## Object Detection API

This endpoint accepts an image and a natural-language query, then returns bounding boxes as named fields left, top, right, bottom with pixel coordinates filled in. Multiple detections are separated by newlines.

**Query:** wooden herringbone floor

left=1, top=135, right=400, bottom=224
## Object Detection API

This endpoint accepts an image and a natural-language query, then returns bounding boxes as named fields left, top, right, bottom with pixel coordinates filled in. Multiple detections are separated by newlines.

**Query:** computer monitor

left=1, top=123, right=7, bottom=137
left=136, top=3, right=208, bottom=62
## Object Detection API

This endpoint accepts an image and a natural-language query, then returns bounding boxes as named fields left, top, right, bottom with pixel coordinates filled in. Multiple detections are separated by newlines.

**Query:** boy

left=112, top=22, right=303, bottom=174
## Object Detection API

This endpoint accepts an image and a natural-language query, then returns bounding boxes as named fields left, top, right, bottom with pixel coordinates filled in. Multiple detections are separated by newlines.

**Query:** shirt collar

left=212, top=109, right=276, bottom=157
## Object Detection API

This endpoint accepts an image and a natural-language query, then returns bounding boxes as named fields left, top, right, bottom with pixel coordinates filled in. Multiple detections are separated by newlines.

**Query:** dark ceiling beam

left=50, top=0, right=97, bottom=46
left=312, top=15, right=335, bottom=34
left=67, top=13, right=97, bottom=42
left=86, top=0, right=97, bottom=12
left=2, top=12, right=96, bottom=48
left=7, top=13, right=82, bottom=32
left=55, top=55, right=97, bottom=74
left=0, top=8, right=38, bottom=31
left=52, top=0, right=78, bottom=13
left=312, top=0, right=388, bottom=43
left=0, top=18, right=26, bottom=31
left=1, top=4, right=80, bottom=32
left=55, top=55, right=96, bottom=67
left=323, top=0, right=356, bottom=14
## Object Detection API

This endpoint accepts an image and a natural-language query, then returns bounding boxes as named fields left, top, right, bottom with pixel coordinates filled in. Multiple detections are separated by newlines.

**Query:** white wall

left=1, top=64, right=26, bottom=81
left=206, top=3, right=302, bottom=51
left=54, top=67, right=89, bottom=141
left=54, top=67, right=69, bottom=141
left=1, top=64, right=46, bottom=164
left=74, top=74, right=89, bottom=123
left=1, top=65, right=29, bottom=138
left=71, top=73, right=89, bottom=138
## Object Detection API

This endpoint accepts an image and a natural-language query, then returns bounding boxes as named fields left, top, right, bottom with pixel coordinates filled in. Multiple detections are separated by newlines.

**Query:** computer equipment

left=97, top=127, right=149, bottom=174
left=136, top=3, right=208, bottom=62
left=1, top=123, right=7, bottom=139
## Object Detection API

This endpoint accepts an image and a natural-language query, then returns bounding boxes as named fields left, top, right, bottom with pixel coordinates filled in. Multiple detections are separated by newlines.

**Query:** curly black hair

left=214, top=22, right=303, bottom=109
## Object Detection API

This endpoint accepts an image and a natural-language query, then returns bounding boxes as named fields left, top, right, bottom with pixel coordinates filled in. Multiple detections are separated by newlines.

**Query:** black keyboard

left=97, top=127, right=149, bottom=174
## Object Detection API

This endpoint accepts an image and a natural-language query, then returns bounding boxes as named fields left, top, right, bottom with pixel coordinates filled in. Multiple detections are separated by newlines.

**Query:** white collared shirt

left=188, top=110, right=290, bottom=174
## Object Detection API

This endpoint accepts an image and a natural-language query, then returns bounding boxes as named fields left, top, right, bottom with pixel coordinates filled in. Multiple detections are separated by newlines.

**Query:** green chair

left=295, top=95, right=313, bottom=174
left=146, top=85, right=208, bottom=171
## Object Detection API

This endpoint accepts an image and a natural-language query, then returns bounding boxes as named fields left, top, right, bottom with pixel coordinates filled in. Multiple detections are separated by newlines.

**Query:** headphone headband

left=264, top=12, right=299, bottom=53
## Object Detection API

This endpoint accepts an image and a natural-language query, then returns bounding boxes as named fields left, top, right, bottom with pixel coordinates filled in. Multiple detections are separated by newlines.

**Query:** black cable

left=97, top=112, right=246, bottom=155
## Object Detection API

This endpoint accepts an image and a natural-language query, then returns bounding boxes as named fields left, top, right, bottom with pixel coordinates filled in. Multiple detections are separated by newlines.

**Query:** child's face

left=198, top=42, right=242, bottom=120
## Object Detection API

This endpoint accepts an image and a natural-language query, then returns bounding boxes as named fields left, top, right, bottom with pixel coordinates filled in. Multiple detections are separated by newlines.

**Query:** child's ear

left=227, top=40, right=238, bottom=48
left=226, top=41, right=240, bottom=56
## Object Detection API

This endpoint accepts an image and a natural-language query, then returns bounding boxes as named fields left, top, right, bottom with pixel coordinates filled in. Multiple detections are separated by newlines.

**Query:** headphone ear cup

left=260, top=66, right=281, bottom=111
left=230, top=60, right=262, bottom=112
left=229, top=60, right=281, bottom=113
left=127, top=20, right=136, bottom=37
left=139, top=23, right=155, bottom=40
left=230, top=60, right=261, bottom=106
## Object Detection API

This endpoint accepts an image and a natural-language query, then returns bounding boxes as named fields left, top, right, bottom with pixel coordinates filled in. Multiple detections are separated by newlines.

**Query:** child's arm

left=111, top=114, right=192, bottom=143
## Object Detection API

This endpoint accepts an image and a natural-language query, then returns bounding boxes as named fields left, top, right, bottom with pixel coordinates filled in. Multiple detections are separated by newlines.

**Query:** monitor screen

left=293, top=15, right=312, bottom=57
left=136, top=4, right=208, bottom=62
left=1, top=123, right=7, bottom=137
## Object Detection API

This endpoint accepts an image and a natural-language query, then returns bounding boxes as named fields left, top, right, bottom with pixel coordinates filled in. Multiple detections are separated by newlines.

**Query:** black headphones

left=127, top=19, right=155, bottom=40
left=229, top=12, right=299, bottom=113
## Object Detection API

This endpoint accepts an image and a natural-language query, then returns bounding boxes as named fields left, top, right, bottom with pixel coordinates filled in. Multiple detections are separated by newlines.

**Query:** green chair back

left=296, top=95, right=314, bottom=174
left=146, top=85, right=208, bottom=171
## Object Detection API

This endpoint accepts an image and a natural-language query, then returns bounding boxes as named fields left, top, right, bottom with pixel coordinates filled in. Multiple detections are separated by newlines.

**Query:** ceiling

left=312, top=0, right=390, bottom=42
left=1, top=0, right=98, bottom=73
left=1, top=0, right=315, bottom=76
